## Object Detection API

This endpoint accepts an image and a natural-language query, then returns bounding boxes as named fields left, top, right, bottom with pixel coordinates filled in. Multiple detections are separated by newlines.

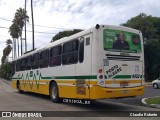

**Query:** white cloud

left=0, top=0, right=160, bottom=63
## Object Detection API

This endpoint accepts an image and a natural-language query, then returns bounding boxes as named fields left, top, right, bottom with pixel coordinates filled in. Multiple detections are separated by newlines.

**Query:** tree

left=51, top=29, right=83, bottom=42
left=14, top=7, right=29, bottom=55
left=9, top=23, right=20, bottom=58
left=122, top=13, right=160, bottom=40
left=6, top=39, right=12, bottom=45
left=1, top=45, right=12, bottom=64
left=122, top=13, right=160, bottom=81
left=0, top=62, right=12, bottom=79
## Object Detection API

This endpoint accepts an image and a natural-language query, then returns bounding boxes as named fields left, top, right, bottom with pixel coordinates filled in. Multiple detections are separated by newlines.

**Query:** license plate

left=121, top=90, right=130, bottom=93
left=120, top=81, right=128, bottom=87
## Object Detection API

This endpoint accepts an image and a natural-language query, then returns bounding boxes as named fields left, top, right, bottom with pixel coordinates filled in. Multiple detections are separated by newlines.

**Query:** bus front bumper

left=90, top=85, right=144, bottom=99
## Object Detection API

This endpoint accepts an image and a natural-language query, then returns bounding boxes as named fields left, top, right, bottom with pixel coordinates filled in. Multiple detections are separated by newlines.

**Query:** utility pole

left=31, top=0, right=35, bottom=50
left=25, top=0, right=27, bottom=52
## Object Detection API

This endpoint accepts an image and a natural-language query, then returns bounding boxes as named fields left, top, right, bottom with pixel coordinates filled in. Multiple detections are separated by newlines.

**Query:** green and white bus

left=12, top=24, right=145, bottom=102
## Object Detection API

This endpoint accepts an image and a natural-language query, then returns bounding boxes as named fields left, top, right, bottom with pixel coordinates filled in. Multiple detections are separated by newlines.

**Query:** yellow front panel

left=90, top=85, right=144, bottom=99
left=11, top=80, right=17, bottom=89
left=105, top=80, right=142, bottom=84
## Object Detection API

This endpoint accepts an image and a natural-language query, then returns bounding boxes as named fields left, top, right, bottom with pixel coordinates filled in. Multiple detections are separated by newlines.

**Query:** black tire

left=17, top=82, right=23, bottom=94
left=49, top=82, right=60, bottom=103
left=153, top=83, right=159, bottom=89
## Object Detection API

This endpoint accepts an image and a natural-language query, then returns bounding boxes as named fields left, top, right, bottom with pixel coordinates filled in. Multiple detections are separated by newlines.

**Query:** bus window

left=21, top=58, right=26, bottom=71
left=11, top=61, right=16, bottom=75
left=32, top=53, right=40, bottom=69
left=86, top=37, right=90, bottom=46
left=62, top=39, right=79, bottom=65
left=40, top=49, right=49, bottom=68
left=79, top=37, right=84, bottom=63
left=26, top=56, right=32, bottom=70
left=50, top=45, right=61, bottom=67
left=16, top=59, right=21, bottom=71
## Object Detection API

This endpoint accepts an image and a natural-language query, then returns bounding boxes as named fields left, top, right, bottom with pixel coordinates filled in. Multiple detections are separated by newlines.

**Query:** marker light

left=99, top=75, right=103, bottom=79
left=98, top=69, right=103, bottom=73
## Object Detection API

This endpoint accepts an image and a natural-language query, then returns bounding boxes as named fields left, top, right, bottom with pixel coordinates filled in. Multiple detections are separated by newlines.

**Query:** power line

left=0, top=34, right=10, bottom=38
left=0, top=17, right=66, bottom=29
left=0, top=25, right=57, bottom=34
left=27, top=30, right=56, bottom=34
left=0, top=17, right=11, bottom=21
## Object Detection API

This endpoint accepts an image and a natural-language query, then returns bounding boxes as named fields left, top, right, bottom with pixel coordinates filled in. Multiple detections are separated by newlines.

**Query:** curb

left=142, top=97, right=160, bottom=109
left=1, top=79, right=11, bottom=85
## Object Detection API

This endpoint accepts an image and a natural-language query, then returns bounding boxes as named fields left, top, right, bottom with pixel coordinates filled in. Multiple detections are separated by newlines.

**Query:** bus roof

left=12, top=24, right=141, bottom=62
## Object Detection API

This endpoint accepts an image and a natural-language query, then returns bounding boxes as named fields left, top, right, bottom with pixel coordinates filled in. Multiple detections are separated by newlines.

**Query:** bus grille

left=106, top=54, right=140, bottom=61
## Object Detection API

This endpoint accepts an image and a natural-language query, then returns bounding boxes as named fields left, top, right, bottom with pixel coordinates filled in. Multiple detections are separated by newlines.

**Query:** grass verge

left=145, top=97, right=160, bottom=105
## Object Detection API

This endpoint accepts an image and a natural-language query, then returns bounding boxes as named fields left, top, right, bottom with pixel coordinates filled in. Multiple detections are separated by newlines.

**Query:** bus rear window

left=103, top=29, right=142, bottom=53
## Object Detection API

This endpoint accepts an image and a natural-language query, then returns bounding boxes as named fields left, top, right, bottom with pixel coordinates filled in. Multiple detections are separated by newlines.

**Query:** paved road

left=0, top=79, right=159, bottom=120
left=105, top=85, right=160, bottom=106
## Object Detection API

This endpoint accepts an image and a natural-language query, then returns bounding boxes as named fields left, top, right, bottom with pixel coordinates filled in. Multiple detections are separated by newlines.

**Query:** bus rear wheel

left=17, top=81, right=23, bottom=94
left=50, top=82, right=60, bottom=103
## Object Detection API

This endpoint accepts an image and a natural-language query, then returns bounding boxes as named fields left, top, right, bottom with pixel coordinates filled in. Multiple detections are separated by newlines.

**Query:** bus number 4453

left=132, top=74, right=142, bottom=78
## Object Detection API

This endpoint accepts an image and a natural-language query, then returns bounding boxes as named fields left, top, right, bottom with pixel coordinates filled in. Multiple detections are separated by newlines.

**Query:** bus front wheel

left=49, top=82, right=60, bottom=103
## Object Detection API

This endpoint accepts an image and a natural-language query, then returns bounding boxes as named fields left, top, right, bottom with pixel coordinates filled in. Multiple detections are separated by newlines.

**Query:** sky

left=0, top=0, right=160, bottom=63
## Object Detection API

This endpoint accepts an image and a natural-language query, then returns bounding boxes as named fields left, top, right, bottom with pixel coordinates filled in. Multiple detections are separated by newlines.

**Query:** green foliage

left=9, top=7, right=29, bottom=58
left=122, top=13, right=160, bottom=40
left=145, top=97, right=160, bottom=105
left=1, top=45, right=12, bottom=64
left=0, top=62, right=12, bottom=80
left=1, top=56, right=6, bottom=65
left=144, top=39, right=160, bottom=80
left=3, top=45, right=12, bottom=56
left=122, top=13, right=160, bottom=81
left=14, top=7, right=29, bottom=36
left=51, top=29, right=83, bottom=42
left=6, top=39, right=12, bottom=45
left=9, top=23, right=20, bottom=39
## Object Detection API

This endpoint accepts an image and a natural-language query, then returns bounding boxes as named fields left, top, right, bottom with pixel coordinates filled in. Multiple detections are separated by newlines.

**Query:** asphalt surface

left=105, top=85, right=160, bottom=106
left=0, top=79, right=159, bottom=120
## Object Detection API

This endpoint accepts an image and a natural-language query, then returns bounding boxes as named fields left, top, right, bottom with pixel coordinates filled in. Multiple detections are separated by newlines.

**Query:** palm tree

left=14, top=7, right=29, bottom=55
left=6, top=39, right=13, bottom=61
left=6, top=39, right=12, bottom=45
left=9, top=23, right=20, bottom=59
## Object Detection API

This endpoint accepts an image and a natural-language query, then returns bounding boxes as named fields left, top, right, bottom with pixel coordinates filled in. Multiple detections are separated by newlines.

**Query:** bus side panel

left=58, top=85, right=76, bottom=98
left=57, top=65, right=77, bottom=99
left=32, top=82, right=49, bottom=95
left=75, top=33, right=92, bottom=99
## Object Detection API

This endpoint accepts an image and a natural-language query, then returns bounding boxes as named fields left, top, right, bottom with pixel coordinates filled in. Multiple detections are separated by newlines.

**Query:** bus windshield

left=103, top=29, right=142, bottom=53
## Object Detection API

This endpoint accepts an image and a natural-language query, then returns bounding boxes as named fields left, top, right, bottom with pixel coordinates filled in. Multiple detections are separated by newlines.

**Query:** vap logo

left=126, top=34, right=131, bottom=42
left=2, top=112, right=11, bottom=117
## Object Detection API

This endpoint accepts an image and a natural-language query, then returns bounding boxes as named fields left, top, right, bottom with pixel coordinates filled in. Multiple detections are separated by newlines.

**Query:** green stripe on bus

left=12, top=77, right=22, bottom=79
left=12, top=75, right=97, bottom=80
left=41, top=76, right=52, bottom=79
left=55, top=75, right=97, bottom=79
